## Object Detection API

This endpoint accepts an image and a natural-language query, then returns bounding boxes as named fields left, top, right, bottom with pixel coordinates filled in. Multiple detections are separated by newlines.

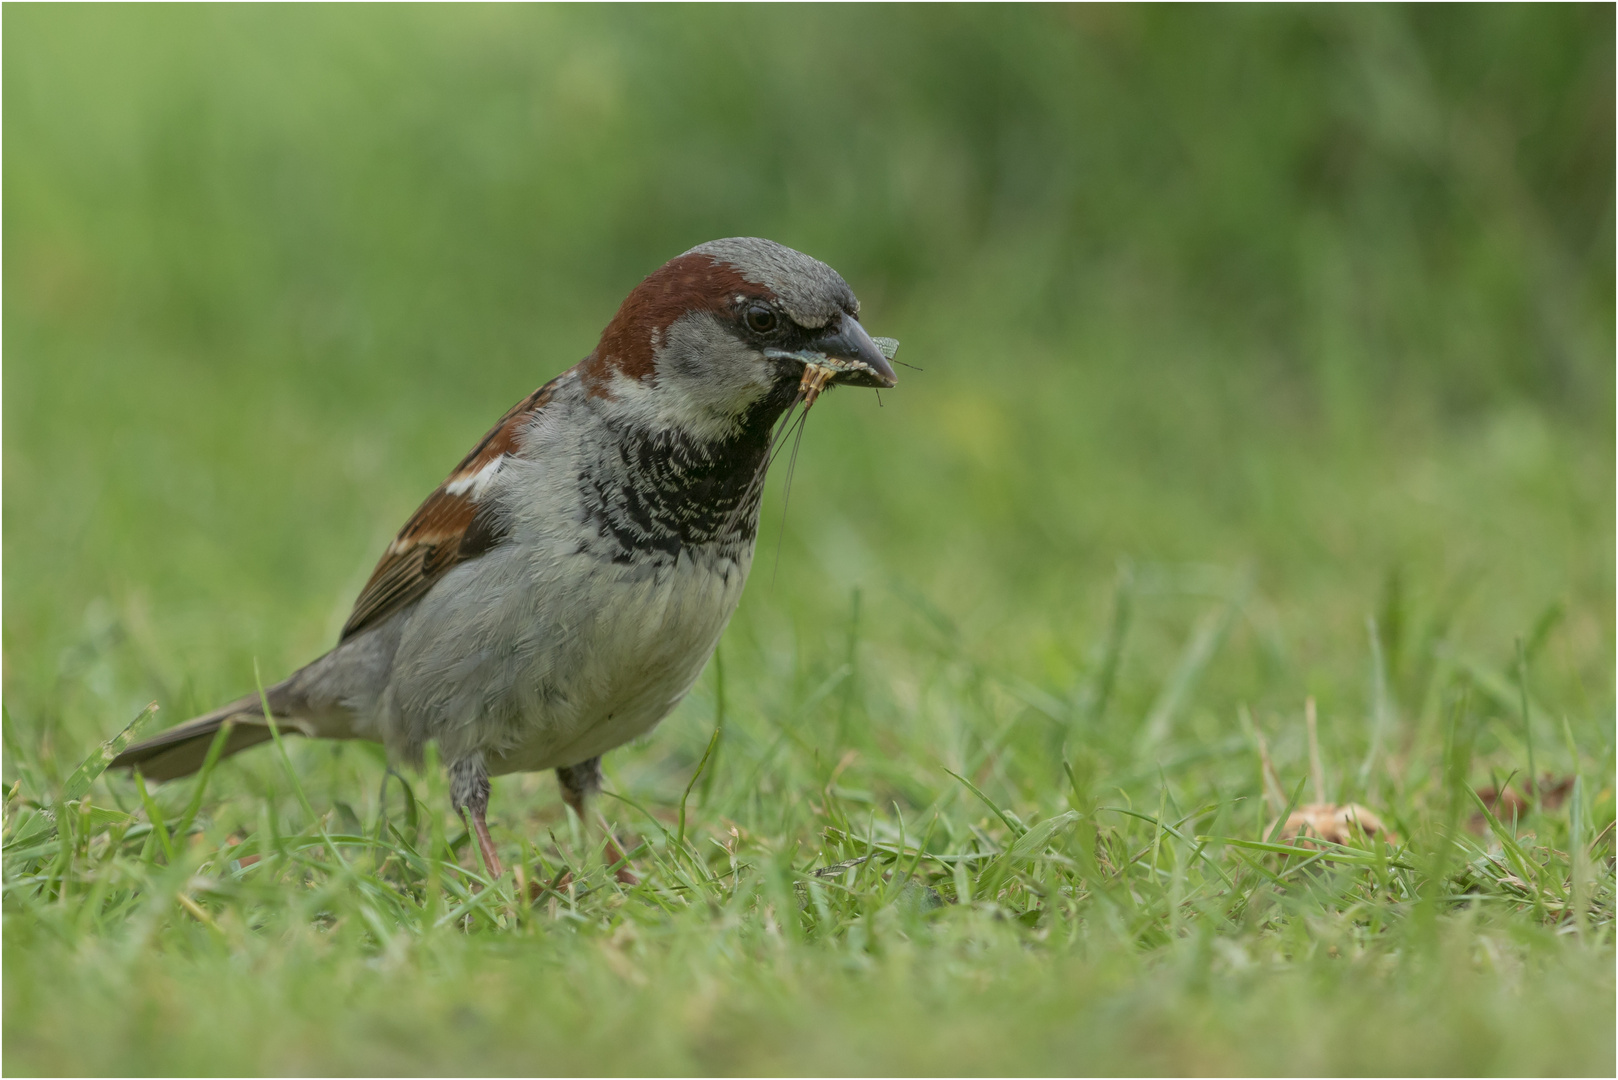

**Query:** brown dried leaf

left=1275, top=802, right=1394, bottom=846
left=1469, top=775, right=1576, bottom=834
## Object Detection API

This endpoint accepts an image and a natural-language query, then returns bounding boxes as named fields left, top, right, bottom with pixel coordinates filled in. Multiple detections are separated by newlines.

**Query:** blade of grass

left=701, top=644, right=727, bottom=806
left=253, top=660, right=316, bottom=823
left=1102, top=807, right=1237, bottom=886
left=1079, top=561, right=1134, bottom=728
left=1305, top=697, right=1326, bottom=803
left=944, top=767, right=1025, bottom=838
left=976, top=811, right=1081, bottom=901
left=1357, top=617, right=1393, bottom=798
left=1466, top=786, right=1561, bottom=913
left=1138, top=589, right=1245, bottom=753
left=1266, top=775, right=1311, bottom=844
left=1238, top=705, right=1286, bottom=820
left=170, top=720, right=235, bottom=846
left=63, top=702, right=159, bottom=803
left=1516, top=637, right=1536, bottom=812
left=132, top=770, right=176, bottom=863
left=1205, top=835, right=1415, bottom=870
left=254, top=660, right=350, bottom=877
left=677, top=706, right=725, bottom=853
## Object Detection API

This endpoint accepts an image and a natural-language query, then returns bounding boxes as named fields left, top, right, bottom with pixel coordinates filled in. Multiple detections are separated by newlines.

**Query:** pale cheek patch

left=444, top=455, right=506, bottom=499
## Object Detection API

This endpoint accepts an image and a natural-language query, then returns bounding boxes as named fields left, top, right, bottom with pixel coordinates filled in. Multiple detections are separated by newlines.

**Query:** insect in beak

left=772, top=334, right=901, bottom=410
left=798, top=362, right=838, bottom=409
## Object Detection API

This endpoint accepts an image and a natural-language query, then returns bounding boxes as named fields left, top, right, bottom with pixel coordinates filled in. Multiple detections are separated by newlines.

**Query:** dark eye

left=745, top=304, right=777, bottom=334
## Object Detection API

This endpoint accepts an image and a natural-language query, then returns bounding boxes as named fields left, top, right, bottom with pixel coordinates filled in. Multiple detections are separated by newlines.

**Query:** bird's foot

left=471, top=807, right=504, bottom=879
left=452, top=754, right=503, bottom=879
left=528, top=865, right=572, bottom=902
left=604, top=836, right=639, bottom=885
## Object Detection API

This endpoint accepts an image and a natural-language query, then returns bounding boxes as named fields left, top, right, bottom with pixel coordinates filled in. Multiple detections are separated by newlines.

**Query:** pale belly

left=482, top=544, right=751, bottom=775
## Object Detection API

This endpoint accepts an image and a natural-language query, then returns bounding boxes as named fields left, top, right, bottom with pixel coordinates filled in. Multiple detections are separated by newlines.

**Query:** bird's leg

left=556, top=757, right=638, bottom=885
left=450, top=754, right=503, bottom=879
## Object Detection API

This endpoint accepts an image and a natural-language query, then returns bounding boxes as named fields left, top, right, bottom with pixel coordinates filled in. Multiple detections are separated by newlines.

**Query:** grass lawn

left=4, top=7, right=1614, bottom=1075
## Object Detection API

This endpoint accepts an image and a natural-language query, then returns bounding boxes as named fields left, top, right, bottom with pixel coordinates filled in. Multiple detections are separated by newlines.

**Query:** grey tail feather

left=109, top=692, right=302, bottom=783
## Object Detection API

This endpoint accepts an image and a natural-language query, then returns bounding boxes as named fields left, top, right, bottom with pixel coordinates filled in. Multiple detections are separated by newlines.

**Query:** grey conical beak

left=808, top=313, right=898, bottom=388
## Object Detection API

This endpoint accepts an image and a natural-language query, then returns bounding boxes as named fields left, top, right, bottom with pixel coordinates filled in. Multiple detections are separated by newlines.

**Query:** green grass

left=4, top=6, right=1614, bottom=1075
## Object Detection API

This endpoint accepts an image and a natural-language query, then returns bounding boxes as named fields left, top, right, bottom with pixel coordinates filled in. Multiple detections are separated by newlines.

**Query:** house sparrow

left=111, top=237, right=897, bottom=878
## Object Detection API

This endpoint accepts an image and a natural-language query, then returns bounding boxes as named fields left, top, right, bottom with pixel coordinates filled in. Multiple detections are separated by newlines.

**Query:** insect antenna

left=720, top=390, right=807, bottom=539
left=770, top=407, right=813, bottom=585
left=765, top=399, right=812, bottom=471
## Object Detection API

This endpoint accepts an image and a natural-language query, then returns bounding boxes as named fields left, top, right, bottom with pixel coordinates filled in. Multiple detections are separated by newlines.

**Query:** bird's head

left=582, top=238, right=897, bottom=440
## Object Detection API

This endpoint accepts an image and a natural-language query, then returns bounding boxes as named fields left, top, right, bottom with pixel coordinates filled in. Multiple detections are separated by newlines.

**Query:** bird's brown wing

left=340, top=377, right=560, bottom=641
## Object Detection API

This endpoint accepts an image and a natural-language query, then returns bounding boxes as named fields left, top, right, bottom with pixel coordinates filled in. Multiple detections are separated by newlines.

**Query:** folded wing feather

left=339, top=376, right=560, bottom=640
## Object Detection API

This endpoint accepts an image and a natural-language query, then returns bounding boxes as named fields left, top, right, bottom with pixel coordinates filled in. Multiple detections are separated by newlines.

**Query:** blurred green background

left=6, top=3, right=1611, bottom=754
left=3, top=6, right=1613, bottom=1074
